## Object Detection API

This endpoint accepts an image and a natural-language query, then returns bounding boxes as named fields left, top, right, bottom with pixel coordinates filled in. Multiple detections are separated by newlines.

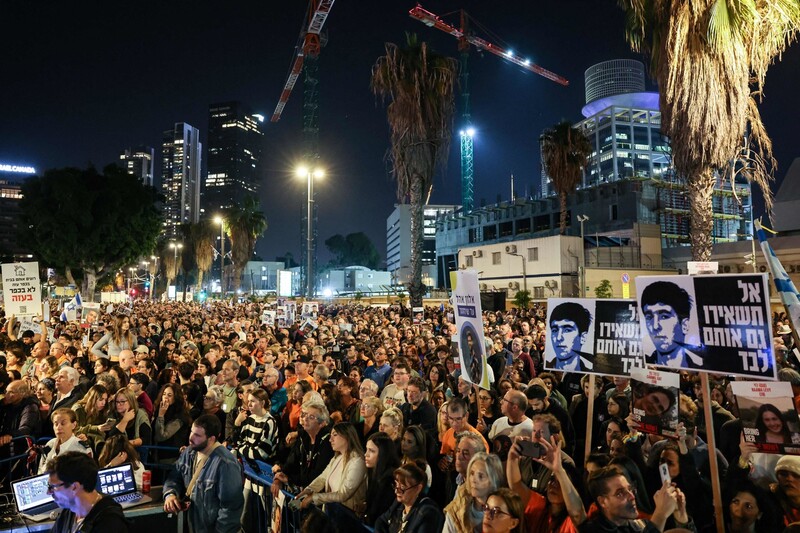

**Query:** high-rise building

left=387, top=204, right=459, bottom=287
left=204, top=102, right=264, bottom=217
left=119, top=146, right=155, bottom=187
left=161, top=123, right=202, bottom=239
left=542, top=59, right=751, bottom=248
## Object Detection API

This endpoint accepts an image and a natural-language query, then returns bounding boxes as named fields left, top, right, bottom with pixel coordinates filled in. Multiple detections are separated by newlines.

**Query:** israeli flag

left=756, top=220, right=800, bottom=332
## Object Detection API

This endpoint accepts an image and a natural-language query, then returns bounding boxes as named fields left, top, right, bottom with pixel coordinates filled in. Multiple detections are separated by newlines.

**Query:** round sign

left=621, top=273, right=630, bottom=283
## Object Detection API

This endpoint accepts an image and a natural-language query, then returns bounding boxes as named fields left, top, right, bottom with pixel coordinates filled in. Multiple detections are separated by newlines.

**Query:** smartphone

left=517, top=440, right=543, bottom=459
left=535, top=426, right=551, bottom=444
left=659, top=462, right=671, bottom=484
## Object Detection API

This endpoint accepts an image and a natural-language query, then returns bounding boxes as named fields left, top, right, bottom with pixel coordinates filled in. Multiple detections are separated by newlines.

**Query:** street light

left=296, top=165, right=324, bottom=299
left=150, top=255, right=158, bottom=301
left=577, top=214, right=589, bottom=297
left=506, top=251, right=527, bottom=295
left=214, top=216, right=225, bottom=294
left=127, top=267, right=135, bottom=293
left=169, top=241, right=184, bottom=301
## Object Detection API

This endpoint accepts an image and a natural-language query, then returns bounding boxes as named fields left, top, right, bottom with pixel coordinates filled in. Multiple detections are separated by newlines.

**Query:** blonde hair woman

left=443, top=452, right=506, bottom=533
left=358, top=396, right=385, bottom=446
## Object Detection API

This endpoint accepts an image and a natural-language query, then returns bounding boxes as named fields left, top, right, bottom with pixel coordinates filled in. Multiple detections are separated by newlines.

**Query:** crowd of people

left=0, top=300, right=798, bottom=532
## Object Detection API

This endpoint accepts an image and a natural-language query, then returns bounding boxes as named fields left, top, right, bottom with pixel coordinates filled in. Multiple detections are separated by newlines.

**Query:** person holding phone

left=73, top=385, right=112, bottom=453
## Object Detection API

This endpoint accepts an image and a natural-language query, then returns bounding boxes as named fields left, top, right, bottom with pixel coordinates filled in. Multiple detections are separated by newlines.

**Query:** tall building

left=204, top=102, right=264, bottom=217
left=161, top=123, right=202, bottom=239
left=387, top=204, right=459, bottom=287
left=119, top=146, right=155, bottom=187
left=543, top=59, right=751, bottom=248
left=0, top=172, right=27, bottom=261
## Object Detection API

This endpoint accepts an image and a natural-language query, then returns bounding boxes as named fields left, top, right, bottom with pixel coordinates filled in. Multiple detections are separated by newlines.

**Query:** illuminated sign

left=0, top=164, right=36, bottom=174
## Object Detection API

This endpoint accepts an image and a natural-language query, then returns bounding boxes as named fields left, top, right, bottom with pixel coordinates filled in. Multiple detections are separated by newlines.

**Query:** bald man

left=118, top=349, right=136, bottom=375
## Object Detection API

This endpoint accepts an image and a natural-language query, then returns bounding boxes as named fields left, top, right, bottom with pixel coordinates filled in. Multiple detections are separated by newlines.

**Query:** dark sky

left=1, top=1, right=798, bottom=263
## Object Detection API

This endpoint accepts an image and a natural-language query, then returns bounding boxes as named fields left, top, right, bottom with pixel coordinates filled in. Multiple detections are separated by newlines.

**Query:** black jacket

left=52, top=495, right=128, bottom=532
left=0, top=395, right=41, bottom=456
left=282, top=425, right=333, bottom=491
left=365, top=471, right=397, bottom=526
left=374, top=496, right=444, bottom=533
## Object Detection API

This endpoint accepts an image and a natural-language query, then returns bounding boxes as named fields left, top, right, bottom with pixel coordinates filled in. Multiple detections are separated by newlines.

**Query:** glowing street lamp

left=296, top=166, right=324, bottom=299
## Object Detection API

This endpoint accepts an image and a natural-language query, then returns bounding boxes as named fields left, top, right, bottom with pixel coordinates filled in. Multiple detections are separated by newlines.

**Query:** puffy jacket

left=375, top=496, right=444, bottom=533
left=163, top=444, right=244, bottom=533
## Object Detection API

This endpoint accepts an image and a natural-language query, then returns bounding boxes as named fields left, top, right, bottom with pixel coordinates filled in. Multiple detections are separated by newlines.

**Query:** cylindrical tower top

left=584, top=59, right=645, bottom=104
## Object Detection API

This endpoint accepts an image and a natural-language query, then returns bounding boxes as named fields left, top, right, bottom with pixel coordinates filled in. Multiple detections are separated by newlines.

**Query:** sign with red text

left=1, top=262, right=41, bottom=317
left=630, top=367, right=680, bottom=438
left=731, top=381, right=800, bottom=455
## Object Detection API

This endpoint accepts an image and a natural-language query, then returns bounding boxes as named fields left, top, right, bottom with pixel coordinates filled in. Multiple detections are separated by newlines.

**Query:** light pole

left=127, top=267, right=135, bottom=294
left=169, top=241, right=184, bottom=300
left=214, top=216, right=225, bottom=295
left=150, top=255, right=158, bottom=301
left=507, top=252, right=527, bottom=294
left=577, top=214, right=589, bottom=297
left=296, top=166, right=324, bottom=299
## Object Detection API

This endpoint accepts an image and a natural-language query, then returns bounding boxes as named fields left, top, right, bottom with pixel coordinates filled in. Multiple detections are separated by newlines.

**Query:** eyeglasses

left=610, top=486, right=637, bottom=500
left=392, top=481, right=420, bottom=494
left=47, top=481, right=68, bottom=492
left=115, top=399, right=129, bottom=405
left=482, top=504, right=513, bottom=520
left=299, top=412, right=318, bottom=421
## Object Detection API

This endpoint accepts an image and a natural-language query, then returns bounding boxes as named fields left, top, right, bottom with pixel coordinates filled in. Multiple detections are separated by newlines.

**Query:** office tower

left=161, top=123, right=202, bottom=239
left=204, top=102, right=264, bottom=216
left=119, top=146, right=155, bottom=187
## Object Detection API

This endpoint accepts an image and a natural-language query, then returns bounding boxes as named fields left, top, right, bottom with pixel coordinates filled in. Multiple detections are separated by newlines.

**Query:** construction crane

left=409, top=4, right=568, bottom=213
left=271, top=0, right=336, bottom=297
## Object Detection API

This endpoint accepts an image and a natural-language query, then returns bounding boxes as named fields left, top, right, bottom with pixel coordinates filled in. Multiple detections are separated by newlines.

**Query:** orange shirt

left=440, top=423, right=489, bottom=455
left=282, top=374, right=318, bottom=391
left=524, top=491, right=578, bottom=533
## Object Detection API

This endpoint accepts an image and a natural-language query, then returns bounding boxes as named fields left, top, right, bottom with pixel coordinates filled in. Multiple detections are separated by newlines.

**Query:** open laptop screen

left=96, top=463, right=136, bottom=496
left=11, top=473, right=54, bottom=513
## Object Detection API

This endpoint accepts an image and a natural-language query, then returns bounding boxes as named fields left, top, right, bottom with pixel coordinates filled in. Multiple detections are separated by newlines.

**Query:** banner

left=453, top=270, right=490, bottom=388
left=630, top=367, right=680, bottom=438
left=412, top=307, right=424, bottom=325
left=261, top=310, right=276, bottom=326
left=731, top=381, right=800, bottom=455
left=635, top=274, right=774, bottom=379
left=543, top=298, right=644, bottom=377
left=301, top=302, right=318, bottom=318
left=1, top=262, right=41, bottom=317
left=81, top=302, right=101, bottom=326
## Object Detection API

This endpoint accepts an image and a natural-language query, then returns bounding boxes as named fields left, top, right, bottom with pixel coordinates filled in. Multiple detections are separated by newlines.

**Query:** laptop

left=96, top=463, right=152, bottom=509
left=11, top=472, right=60, bottom=522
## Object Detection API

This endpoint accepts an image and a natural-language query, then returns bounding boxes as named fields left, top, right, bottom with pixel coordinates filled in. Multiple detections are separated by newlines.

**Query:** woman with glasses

left=374, top=461, right=444, bottom=533
left=443, top=452, right=505, bottom=533
left=202, top=386, right=228, bottom=431
left=482, top=488, right=524, bottom=533
left=296, top=422, right=367, bottom=516
left=472, top=389, right=500, bottom=439
left=109, top=388, right=151, bottom=448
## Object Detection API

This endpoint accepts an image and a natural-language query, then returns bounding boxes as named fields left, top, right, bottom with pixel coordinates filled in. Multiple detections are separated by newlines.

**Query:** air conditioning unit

left=473, top=250, right=483, bottom=258
left=505, top=245, right=517, bottom=253
left=508, top=281, right=520, bottom=290
left=479, top=283, right=488, bottom=291
left=722, top=265, right=731, bottom=273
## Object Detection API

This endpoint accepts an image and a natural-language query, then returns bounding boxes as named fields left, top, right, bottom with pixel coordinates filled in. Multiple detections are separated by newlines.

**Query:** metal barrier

left=242, top=459, right=303, bottom=533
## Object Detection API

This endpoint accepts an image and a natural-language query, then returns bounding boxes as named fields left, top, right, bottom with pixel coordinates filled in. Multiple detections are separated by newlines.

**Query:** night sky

left=2, top=1, right=799, bottom=264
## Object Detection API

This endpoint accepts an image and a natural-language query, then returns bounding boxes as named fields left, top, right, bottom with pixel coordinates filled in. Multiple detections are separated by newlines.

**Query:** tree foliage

left=618, top=0, right=800, bottom=260
left=225, top=194, right=267, bottom=291
left=540, top=121, right=592, bottom=235
left=324, top=232, right=381, bottom=269
left=595, top=279, right=613, bottom=299
left=18, top=165, right=162, bottom=299
left=372, top=33, right=457, bottom=306
left=512, top=290, right=532, bottom=309
left=190, top=220, right=217, bottom=290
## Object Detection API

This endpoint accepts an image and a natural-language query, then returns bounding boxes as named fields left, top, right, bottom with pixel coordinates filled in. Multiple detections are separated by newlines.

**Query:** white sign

left=1, top=262, right=42, bottom=317
left=687, top=261, right=718, bottom=275
left=0, top=163, right=36, bottom=174
left=453, top=270, right=490, bottom=389
left=277, top=270, right=293, bottom=297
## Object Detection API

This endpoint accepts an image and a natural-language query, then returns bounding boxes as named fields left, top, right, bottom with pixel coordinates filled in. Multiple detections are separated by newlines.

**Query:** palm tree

left=372, top=34, right=458, bottom=306
left=618, top=0, right=800, bottom=260
left=225, top=194, right=268, bottom=291
left=190, top=220, right=217, bottom=291
left=540, top=121, right=592, bottom=235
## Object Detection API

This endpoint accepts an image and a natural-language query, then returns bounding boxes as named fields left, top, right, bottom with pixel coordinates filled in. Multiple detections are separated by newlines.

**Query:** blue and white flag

left=60, top=293, right=82, bottom=322
left=756, top=220, right=800, bottom=333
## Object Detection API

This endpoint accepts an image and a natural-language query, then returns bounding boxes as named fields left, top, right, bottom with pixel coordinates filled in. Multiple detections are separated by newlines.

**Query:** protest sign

left=301, top=302, right=318, bottom=318
left=544, top=298, right=644, bottom=377
left=261, top=310, right=276, bottom=326
left=17, top=318, right=43, bottom=336
left=630, top=367, right=680, bottom=438
left=285, top=302, right=296, bottom=324
left=412, top=307, right=424, bottom=325
left=731, top=381, right=800, bottom=455
left=1, top=262, right=41, bottom=317
left=636, top=274, right=774, bottom=379
left=453, top=271, right=490, bottom=388
left=82, top=303, right=101, bottom=326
